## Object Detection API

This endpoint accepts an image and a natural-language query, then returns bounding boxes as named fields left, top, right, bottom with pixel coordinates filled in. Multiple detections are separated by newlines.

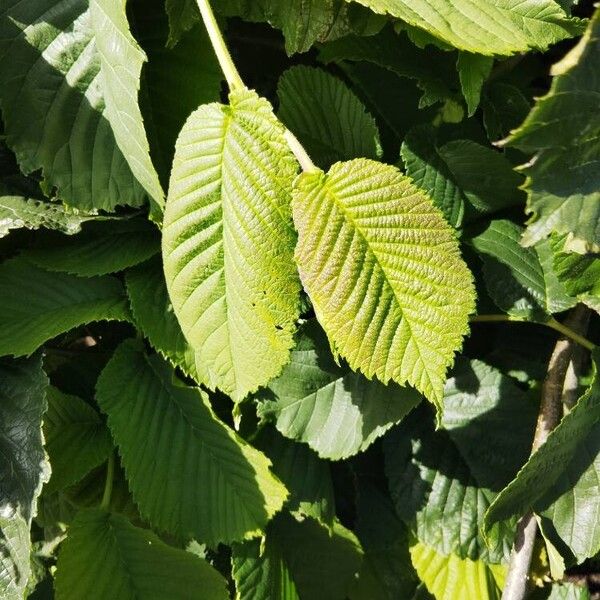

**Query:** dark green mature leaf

left=385, top=413, right=515, bottom=564
left=254, top=427, right=335, bottom=525
left=54, top=509, right=228, bottom=600
left=278, top=66, right=382, bottom=168
left=131, top=0, right=222, bottom=184
left=162, top=88, right=301, bottom=402
left=90, top=0, right=165, bottom=216
left=485, top=353, right=600, bottom=532
left=347, top=0, right=581, bottom=55
left=43, top=386, right=112, bottom=494
left=258, top=320, right=422, bottom=460
left=469, top=220, right=570, bottom=319
left=507, top=8, right=600, bottom=252
left=232, top=513, right=363, bottom=600
left=96, top=340, right=288, bottom=544
left=24, top=220, right=159, bottom=277
left=553, top=242, right=600, bottom=314
left=319, top=27, right=457, bottom=108
left=292, top=159, right=476, bottom=407
left=401, top=129, right=524, bottom=227
left=538, top=420, right=600, bottom=563
left=219, top=0, right=351, bottom=55
left=386, top=358, right=536, bottom=565
left=0, top=1, right=146, bottom=211
left=125, top=257, right=198, bottom=379
left=0, top=258, right=131, bottom=357
left=456, top=53, right=493, bottom=116
left=0, top=196, right=96, bottom=239
left=410, top=541, right=505, bottom=600
left=0, top=355, right=49, bottom=600
left=441, top=358, right=538, bottom=490
left=351, top=481, right=418, bottom=600
left=481, top=82, right=530, bottom=142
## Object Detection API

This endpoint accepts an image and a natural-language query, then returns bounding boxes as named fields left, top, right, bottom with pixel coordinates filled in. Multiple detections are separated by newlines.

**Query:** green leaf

left=485, top=353, right=600, bottom=533
left=292, top=158, right=475, bottom=406
left=232, top=513, right=363, bottom=600
left=258, top=320, right=422, bottom=459
left=401, top=129, right=525, bottom=227
left=162, top=88, right=301, bottom=402
left=347, top=0, right=581, bottom=55
left=43, top=386, right=112, bottom=494
left=410, top=541, right=505, bottom=600
left=0, top=196, right=96, bottom=239
left=532, top=582, right=591, bottom=600
left=553, top=241, right=600, bottom=314
left=90, top=0, right=165, bottom=216
left=254, top=427, right=335, bottom=525
left=481, top=82, right=531, bottom=142
left=351, top=481, right=418, bottom=600
left=277, top=65, right=382, bottom=168
left=537, top=420, right=600, bottom=563
left=23, top=220, right=159, bottom=277
left=457, top=53, right=493, bottom=116
left=125, top=256, right=198, bottom=379
left=0, top=1, right=146, bottom=211
left=441, top=358, right=538, bottom=490
left=0, top=258, right=131, bottom=357
left=469, top=220, right=568, bottom=319
left=385, top=405, right=519, bottom=563
left=0, top=354, right=49, bottom=600
left=165, top=0, right=201, bottom=48
left=131, top=0, right=222, bottom=183
left=54, top=509, right=229, bottom=600
left=319, top=26, right=457, bottom=108
left=506, top=9, right=600, bottom=252
left=96, top=340, right=288, bottom=544
left=219, top=0, right=351, bottom=55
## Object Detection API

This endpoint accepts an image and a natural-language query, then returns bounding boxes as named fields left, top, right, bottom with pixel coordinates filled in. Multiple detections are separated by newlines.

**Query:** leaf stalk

left=470, top=313, right=596, bottom=351
left=100, top=452, right=115, bottom=511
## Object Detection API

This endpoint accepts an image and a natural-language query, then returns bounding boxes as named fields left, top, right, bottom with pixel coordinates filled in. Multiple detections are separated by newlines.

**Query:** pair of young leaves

left=162, top=87, right=476, bottom=410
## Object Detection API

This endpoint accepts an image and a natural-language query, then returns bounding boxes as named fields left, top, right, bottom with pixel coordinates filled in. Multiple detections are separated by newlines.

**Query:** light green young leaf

left=258, top=320, right=421, bottom=459
left=0, top=1, right=146, bottom=212
left=125, top=257, right=198, bottom=379
left=469, top=220, right=559, bottom=320
left=0, top=196, right=96, bottom=239
left=485, top=353, right=600, bottom=533
left=162, top=88, right=301, bottom=402
left=232, top=513, right=363, bottom=600
left=347, top=0, right=581, bottom=55
left=254, top=427, right=335, bottom=525
left=506, top=9, right=600, bottom=252
left=292, top=159, right=475, bottom=407
left=43, top=386, right=112, bottom=494
left=532, top=582, right=591, bottom=600
left=90, top=0, right=165, bottom=216
left=0, top=355, right=49, bottom=600
left=0, top=258, right=131, bottom=357
left=278, top=66, right=382, bottom=168
left=23, top=220, right=159, bottom=277
left=54, top=509, right=229, bottom=600
left=410, top=541, right=505, bottom=600
left=457, top=53, right=494, bottom=116
left=96, top=340, right=288, bottom=544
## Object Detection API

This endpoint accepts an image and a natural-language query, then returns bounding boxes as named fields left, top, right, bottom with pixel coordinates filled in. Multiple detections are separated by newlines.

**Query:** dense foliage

left=0, top=0, right=599, bottom=598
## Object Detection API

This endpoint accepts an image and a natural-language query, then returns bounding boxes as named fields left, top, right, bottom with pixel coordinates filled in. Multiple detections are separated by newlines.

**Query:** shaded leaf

left=96, top=340, right=288, bottom=544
